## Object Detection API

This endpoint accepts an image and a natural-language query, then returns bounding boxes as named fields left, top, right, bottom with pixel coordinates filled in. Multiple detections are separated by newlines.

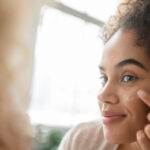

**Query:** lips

left=101, top=111, right=126, bottom=124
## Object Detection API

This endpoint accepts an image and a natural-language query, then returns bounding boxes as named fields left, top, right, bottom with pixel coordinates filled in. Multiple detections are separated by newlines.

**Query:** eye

left=99, top=75, right=108, bottom=85
left=121, top=75, right=137, bottom=83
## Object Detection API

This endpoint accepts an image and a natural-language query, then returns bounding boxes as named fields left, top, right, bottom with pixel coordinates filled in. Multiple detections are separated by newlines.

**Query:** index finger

left=137, top=90, right=150, bottom=107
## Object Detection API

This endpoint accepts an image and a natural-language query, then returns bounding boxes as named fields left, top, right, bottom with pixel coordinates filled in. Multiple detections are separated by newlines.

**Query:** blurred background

left=26, top=0, right=120, bottom=149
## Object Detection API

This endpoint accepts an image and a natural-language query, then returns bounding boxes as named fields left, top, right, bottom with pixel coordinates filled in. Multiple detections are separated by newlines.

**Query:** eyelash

left=99, top=75, right=108, bottom=85
left=121, top=74, right=137, bottom=83
left=99, top=74, right=137, bottom=85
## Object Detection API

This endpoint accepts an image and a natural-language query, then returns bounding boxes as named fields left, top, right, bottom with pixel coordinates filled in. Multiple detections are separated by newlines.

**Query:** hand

left=0, top=97, right=33, bottom=150
left=137, top=90, right=150, bottom=150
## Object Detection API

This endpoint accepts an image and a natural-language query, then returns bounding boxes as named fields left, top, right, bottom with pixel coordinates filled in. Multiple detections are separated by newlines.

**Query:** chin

left=102, top=126, right=136, bottom=144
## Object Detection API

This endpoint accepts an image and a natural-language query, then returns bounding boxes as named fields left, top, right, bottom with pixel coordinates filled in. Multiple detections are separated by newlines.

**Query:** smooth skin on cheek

left=123, top=88, right=142, bottom=102
left=123, top=88, right=149, bottom=120
left=119, top=90, right=148, bottom=139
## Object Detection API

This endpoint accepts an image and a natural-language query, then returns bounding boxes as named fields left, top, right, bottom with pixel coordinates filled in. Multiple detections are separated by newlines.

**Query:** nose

left=97, top=81, right=119, bottom=105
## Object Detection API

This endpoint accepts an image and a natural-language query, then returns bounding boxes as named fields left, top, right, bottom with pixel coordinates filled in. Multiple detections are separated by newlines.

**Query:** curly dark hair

left=102, top=0, right=150, bottom=52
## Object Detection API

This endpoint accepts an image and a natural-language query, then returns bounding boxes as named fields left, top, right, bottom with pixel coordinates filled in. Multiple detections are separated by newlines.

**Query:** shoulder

left=69, top=120, right=103, bottom=141
left=58, top=120, right=116, bottom=150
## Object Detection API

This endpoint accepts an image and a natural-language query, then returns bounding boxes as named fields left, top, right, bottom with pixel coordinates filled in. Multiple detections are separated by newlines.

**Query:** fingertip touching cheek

left=98, top=29, right=150, bottom=144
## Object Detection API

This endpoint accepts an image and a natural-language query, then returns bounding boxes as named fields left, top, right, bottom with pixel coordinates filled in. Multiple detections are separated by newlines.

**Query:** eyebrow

left=98, top=58, right=147, bottom=71
left=116, top=58, right=147, bottom=70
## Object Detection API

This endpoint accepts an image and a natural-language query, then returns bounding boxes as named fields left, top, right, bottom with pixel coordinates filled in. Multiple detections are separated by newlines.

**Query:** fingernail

left=137, top=89, right=147, bottom=97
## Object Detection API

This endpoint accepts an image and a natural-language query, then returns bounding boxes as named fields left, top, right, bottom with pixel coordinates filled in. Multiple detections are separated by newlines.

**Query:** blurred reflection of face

left=97, top=29, right=150, bottom=144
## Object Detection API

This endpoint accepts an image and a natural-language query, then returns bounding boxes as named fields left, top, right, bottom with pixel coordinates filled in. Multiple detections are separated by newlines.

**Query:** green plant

left=32, top=124, right=68, bottom=150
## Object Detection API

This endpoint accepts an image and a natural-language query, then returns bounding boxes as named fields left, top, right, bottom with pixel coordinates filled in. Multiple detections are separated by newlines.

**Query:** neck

left=117, top=142, right=140, bottom=150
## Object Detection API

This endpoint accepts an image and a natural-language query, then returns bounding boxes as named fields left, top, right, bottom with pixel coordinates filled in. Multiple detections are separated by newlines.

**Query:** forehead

left=100, top=29, right=150, bottom=67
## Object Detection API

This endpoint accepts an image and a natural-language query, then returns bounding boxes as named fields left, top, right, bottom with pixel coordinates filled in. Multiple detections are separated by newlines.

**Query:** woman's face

left=98, top=29, right=150, bottom=144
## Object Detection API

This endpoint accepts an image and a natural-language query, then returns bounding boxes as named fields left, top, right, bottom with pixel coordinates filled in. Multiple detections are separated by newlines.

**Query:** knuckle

left=144, top=124, right=150, bottom=136
left=137, top=131, right=147, bottom=142
left=147, top=113, right=150, bottom=121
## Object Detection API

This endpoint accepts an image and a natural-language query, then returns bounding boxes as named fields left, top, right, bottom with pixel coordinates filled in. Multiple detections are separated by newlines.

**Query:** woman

left=58, top=0, right=150, bottom=149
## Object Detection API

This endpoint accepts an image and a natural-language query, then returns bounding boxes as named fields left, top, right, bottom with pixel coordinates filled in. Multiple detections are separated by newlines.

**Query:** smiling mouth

left=101, top=111, right=127, bottom=125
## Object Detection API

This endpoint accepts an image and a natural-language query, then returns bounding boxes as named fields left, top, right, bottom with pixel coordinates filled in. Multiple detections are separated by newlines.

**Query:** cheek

left=120, top=86, right=139, bottom=104
left=123, top=92, right=138, bottom=103
left=120, top=84, right=147, bottom=104
left=121, top=89, right=149, bottom=119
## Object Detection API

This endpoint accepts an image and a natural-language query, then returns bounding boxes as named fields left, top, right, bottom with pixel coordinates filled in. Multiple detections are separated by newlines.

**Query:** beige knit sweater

left=58, top=120, right=119, bottom=150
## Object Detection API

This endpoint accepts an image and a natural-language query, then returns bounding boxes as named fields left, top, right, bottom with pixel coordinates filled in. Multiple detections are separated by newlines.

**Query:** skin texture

left=97, top=29, right=150, bottom=150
